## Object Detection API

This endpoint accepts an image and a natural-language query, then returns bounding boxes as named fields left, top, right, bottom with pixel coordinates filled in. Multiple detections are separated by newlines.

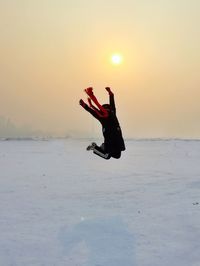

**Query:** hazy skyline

left=0, top=0, right=200, bottom=138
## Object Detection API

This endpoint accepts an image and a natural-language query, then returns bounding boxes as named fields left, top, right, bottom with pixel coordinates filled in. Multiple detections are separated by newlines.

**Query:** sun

left=111, top=54, right=123, bottom=65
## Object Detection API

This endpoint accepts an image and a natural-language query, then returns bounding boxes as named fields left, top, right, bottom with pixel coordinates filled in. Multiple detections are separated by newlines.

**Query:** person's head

left=102, top=104, right=111, bottom=111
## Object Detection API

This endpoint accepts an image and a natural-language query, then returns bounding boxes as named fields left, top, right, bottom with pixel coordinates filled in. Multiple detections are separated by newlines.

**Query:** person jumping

left=79, top=87, right=125, bottom=160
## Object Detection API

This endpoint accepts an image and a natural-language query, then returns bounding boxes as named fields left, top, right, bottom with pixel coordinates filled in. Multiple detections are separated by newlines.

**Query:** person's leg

left=111, top=151, right=121, bottom=159
left=86, top=142, right=97, bottom=151
left=93, top=144, right=111, bottom=160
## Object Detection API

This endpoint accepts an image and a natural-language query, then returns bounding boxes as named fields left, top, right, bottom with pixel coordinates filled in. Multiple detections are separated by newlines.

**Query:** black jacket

left=84, top=94, right=125, bottom=153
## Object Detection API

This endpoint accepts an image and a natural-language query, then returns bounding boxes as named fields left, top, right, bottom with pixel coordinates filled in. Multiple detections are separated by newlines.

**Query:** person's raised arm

left=85, top=87, right=108, bottom=118
left=87, top=98, right=99, bottom=112
left=79, top=99, right=100, bottom=120
left=105, top=87, right=116, bottom=113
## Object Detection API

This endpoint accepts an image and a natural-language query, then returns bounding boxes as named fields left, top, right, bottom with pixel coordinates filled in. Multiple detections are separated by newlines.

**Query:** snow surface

left=0, top=139, right=200, bottom=266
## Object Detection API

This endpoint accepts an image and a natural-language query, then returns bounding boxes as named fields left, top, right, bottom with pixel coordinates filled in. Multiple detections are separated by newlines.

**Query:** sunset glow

left=111, top=54, right=123, bottom=65
left=0, top=1, right=199, bottom=138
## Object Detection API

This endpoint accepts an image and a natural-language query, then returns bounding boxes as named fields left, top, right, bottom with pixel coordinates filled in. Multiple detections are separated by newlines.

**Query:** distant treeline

left=0, top=116, right=42, bottom=138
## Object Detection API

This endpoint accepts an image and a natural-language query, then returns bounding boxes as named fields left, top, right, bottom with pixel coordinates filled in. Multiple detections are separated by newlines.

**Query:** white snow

left=0, top=139, right=200, bottom=266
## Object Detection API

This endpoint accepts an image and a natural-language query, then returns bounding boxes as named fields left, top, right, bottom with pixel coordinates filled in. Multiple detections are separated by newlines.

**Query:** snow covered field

left=0, top=138, right=200, bottom=266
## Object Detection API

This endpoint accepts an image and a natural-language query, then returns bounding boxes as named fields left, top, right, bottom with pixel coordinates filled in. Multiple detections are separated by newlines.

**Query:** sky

left=0, top=0, right=200, bottom=138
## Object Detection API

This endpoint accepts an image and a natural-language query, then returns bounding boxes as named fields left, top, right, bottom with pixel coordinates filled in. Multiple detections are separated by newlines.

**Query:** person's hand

left=79, top=99, right=86, bottom=107
left=105, top=87, right=113, bottom=95
left=84, top=87, right=94, bottom=97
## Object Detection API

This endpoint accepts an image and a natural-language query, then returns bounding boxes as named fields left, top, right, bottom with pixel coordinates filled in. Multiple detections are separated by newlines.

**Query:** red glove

left=84, top=87, right=94, bottom=97
left=105, top=87, right=113, bottom=95
left=79, top=99, right=87, bottom=108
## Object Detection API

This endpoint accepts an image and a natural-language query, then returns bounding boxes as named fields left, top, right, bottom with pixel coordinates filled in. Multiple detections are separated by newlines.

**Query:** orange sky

left=0, top=0, right=200, bottom=138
